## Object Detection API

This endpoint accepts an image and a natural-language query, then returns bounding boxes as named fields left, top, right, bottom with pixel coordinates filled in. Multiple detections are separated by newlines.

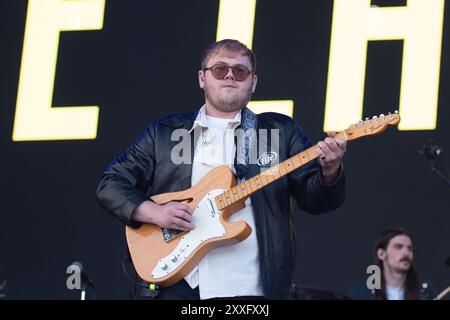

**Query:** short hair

left=200, top=39, right=256, bottom=73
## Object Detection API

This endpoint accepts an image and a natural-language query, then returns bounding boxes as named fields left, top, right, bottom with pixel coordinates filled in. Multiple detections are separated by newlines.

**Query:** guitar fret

left=267, top=169, right=276, bottom=181
left=238, top=185, right=245, bottom=200
left=293, top=155, right=301, bottom=167
left=252, top=179, right=259, bottom=191
left=253, top=178, right=260, bottom=190
left=262, top=175, right=268, bottom=187
left=237, top=188, right=242, bottom=199
left=261, top=172, right=268, bottom=184
left=291, top=157, right=299, bottom=169
left=230, top=190, right=237, bottom=202
left=229, top=191, right=235, bottom=203
left=300, top=152, right=309, bottom=163
left=247, top=180, right=255, bottom=192
left=285, top=161, right=291, bottom=173
left=218, top=196, right=225, bottom=209
left=241, top=183, right=248, bottom=197
left=238, top=187, right=244, bottom=201
left=259, top=173, right=267, bottom=186
left=307, top=147, right=316, bottom=160
left=246, top=180, right=253, bottom=193
left=254, top=178, right=261, bottom=190
left=275, top=165, right=281, bottom=177
left=225, top=192, right=232, bottom=205
left=254, top=176, right=262, bottom=189
left=286, top=158, right=295, bottom=172
left=297, top=153, right=304, bottom=165
left=235, top=183, right=244, bottom=200
left=221, top=193, right=227, bottom=206
left=221, top=193, right=228, bottom=206
left=231, top=188, right=238, bottom=202
left=278, top=164, right=285, bottom=176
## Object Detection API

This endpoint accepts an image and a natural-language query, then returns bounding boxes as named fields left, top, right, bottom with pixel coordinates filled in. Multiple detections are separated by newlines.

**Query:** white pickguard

left=151, top=189, right=226, bottom=279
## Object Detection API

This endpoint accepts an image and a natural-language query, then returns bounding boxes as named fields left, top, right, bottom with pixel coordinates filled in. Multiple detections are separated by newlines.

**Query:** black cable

left=91, top=284, right=96, bottom=300
left=133, top=268, right=137, bottom=300
left=121, top=257, right=148, bottom=288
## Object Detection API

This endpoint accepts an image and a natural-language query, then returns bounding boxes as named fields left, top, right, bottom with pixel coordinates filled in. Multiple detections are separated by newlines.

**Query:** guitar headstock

left=343, top=111, right=400, bottom=141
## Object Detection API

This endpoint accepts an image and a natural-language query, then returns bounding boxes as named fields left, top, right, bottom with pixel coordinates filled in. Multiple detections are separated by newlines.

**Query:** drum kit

left=434, top=256, right=450, bottom=300
left=288, top=283, right=351, bottom=300
left=289, top=282, right=450, bottom=300
left=289, top=256, right=450, bottom=300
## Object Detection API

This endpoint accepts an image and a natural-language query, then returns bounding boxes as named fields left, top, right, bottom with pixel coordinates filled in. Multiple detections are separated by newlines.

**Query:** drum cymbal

left=289, top=284, right=352, bottom=300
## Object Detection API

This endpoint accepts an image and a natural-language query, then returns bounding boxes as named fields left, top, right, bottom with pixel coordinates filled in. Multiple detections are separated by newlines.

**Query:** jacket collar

left=159, top=105, right=246, bottom=131
left=189, top=105, right=242, bottom=133
left=159, top=111, right=198, bottom=130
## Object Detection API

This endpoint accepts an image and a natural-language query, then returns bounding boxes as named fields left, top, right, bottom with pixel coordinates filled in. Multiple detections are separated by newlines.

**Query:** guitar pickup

left=207, top=198, right=216, bottom=217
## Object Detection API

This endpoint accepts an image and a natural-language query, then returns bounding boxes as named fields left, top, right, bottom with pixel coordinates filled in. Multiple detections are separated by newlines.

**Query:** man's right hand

left=132, top=200, right=195, bottom=230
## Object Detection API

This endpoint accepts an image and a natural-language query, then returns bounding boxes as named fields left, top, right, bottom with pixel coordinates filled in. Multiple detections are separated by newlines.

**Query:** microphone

left=71, top=261, right=95, bottom=288
left=420, top=140, right=450, bottom=188
left=420, top=140, right=444, bottom=159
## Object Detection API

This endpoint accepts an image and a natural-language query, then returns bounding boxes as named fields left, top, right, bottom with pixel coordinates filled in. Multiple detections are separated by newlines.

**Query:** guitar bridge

left=157, top=198, right=193, bottom=242
left=161, top=228, right=185, bottom=242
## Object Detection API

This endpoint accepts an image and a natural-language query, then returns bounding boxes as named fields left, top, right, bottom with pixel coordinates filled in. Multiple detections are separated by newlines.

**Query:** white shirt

left=184, top=106, right=263, bottom=299
left=386, top=285, right=405, bottom=300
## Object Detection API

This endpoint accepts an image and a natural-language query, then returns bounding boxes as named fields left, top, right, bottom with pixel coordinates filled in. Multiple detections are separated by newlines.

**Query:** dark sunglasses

left=203, top=64, right=253, bottom=82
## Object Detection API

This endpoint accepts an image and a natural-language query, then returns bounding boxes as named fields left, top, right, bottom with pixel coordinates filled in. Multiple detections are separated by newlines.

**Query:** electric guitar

left=126, top=112, right=401, bottom=286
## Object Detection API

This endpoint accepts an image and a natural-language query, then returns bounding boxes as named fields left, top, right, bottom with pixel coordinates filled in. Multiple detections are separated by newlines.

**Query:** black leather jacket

left=96, top=109, right=345, bottom=299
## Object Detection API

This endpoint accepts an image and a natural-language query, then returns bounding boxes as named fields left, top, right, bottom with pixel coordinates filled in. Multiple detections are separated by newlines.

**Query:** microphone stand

left=426, top=158, right=450, bottom=188
left=81, top=282, right=86, bottom=301
left=421, top=139, right=450, bottom=188
left=80, top=273, right=95, bottom=300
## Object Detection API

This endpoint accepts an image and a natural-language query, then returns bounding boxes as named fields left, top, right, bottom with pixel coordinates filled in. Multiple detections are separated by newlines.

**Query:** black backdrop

left=0, top=0, right=449, bottom=299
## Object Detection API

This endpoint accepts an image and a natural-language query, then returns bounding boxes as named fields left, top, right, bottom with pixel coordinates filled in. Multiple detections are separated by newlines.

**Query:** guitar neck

left=215, top=131, right=348, bottom=210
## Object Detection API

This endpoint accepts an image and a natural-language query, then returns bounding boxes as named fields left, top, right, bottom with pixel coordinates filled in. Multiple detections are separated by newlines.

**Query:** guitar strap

left=234, top=107, right=258, bottom=182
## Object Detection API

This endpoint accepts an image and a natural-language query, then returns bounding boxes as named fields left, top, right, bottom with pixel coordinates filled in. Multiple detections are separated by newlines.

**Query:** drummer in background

left=347, top=228, right=436, bottom=300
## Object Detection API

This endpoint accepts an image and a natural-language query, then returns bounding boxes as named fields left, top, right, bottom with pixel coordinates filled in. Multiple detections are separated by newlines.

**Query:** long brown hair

left=373, top=228, right=421, bottom=300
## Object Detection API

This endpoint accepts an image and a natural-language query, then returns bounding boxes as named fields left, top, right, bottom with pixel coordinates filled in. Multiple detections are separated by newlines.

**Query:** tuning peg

left=365, top=117, right=369, bottom=121
left=394, top=110, right=399, bottom=114
left=372, top=116, right=378, bottom=119
left=380, top=113, right=385, bottom=117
